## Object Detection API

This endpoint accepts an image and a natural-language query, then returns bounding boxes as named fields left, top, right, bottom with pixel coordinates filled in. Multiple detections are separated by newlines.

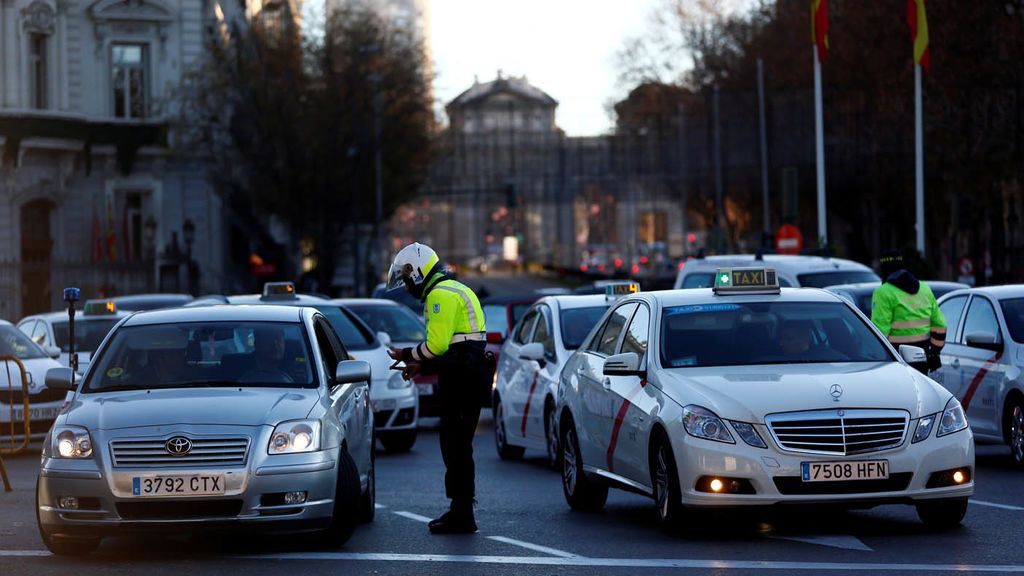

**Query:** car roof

left=0, top=319, right=12, bottom=327
left=538, top=294, right=614, bottom=310
left=111, top=293, right=194, bottom=303
left=122, top=304, right=306, bottom=326
left=481, top=294, right=541, bottom=306
left=24, top=310, right=130, bottom=322
left=227, top=294, right=330, bottom=305
left=636, top=287, right=845, bottom=308
left=826, top=280, right=969, bottom=295
left=682, top=254, right=873, bottom=273
left=949, top=284, right=1024, bottom=299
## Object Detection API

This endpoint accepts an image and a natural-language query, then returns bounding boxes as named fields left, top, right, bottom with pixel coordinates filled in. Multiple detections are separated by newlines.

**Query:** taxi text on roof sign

left=83, top=300, right=117, bottom=315
left=605, top=281, right=640, bottom=299
left=712, top=267, right=780, bottom=295
left=262, top=281, right=297, bottom=300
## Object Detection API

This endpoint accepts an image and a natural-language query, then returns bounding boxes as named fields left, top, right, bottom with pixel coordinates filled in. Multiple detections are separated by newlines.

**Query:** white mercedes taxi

left=557, top=267, right=974, bottom=529
left=493, top=292, right=617, bottom=467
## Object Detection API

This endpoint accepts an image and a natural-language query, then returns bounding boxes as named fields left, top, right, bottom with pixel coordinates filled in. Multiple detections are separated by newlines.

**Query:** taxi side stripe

left=605, top=380, right=646, bottom=473
left=520, top=369, right=541, bottom=437
left=961, top=352, right=1003, bottom=411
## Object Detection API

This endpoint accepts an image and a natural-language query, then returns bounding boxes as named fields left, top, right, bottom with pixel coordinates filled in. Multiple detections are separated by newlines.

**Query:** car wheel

left=359, top=436, right=376, bottom=523
left=36, top=479, right=100, bottom=556
left=545, top=401, right=560, bottom=470
left=1006, top=395, right=1024, bottom=468
left=494, top=397, right=525, bottom=460
left=379, top=430, right=417, bottom=453
left=916, top=497, right=968, bottom=529
left=651, top=431, right=685, bottom=531
left=322, top=449, right=361, bottom=546
left=560, top=418, right=607, bottom=511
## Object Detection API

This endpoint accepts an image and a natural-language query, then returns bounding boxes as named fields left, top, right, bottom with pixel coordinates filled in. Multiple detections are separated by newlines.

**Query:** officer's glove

left=926, top=348, right=942, bottom=373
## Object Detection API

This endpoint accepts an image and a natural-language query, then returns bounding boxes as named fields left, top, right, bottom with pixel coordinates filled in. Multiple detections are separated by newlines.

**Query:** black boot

left=428, top=500, right=477, bottom=534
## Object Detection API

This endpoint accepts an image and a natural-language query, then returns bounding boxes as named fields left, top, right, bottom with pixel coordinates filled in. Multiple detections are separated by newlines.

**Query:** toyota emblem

left=165, top=436, right=193, bottom=456
left=829, top=384, right=843, bottom=401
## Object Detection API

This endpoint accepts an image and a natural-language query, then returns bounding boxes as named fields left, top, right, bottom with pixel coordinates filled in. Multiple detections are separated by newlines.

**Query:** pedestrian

left=870, top=249, right=946, bottom=374
left=385, top=242, right=491, bottom=534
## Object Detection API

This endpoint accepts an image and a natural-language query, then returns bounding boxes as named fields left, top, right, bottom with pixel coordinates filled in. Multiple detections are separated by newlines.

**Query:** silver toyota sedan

left=36, top=305, right=375, bottom=556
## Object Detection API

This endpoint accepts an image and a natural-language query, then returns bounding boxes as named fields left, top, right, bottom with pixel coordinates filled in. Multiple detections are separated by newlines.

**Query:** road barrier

left=0, top=355, right=30, bottom=492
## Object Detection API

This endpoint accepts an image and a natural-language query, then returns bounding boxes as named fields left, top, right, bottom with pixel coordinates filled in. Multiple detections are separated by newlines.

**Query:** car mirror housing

left=964, top=331, right=1002, bottom=352
left=898, top=344, right=927, bottom=365
left=604, top=352, right=643, bottom=377
left=335, top=360, right=371, bottom=384
left=45, top=367, right=76, bottom=391
left=518, top=342, right=545, bottom=363
left=46, top=345, right=61, bottom=359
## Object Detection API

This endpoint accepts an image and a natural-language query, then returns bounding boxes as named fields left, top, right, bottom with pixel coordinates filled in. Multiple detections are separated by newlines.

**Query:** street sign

left=958, top=257, right=975, bottom=287
left=775, top=224, right=803, bottom=255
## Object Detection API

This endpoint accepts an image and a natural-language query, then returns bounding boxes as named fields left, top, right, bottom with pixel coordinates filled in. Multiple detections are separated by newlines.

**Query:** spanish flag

left=907, top=0, right=930, bottom=73
left=811, top=0, right=828, bottom=62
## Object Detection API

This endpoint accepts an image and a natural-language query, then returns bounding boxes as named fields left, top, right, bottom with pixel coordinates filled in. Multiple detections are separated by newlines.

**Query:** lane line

left=970, top=499, right=1024, bottom=511
left=229, top=552, right=1024, bottom=571
left=392, top=510, right=432, bottom=523
left=0, top=551, right=49, bottom=557
left=769, top=535, right=873, bottom=551
left=486, top=536, right=580, bottom=558
left=374, top=503, right=387, bottom=510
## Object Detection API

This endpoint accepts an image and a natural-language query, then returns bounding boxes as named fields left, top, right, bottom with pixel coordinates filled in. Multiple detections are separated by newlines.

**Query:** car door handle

left=952, top=358, right=960, bottom=369
left=602, top=378, right=612, bottom=390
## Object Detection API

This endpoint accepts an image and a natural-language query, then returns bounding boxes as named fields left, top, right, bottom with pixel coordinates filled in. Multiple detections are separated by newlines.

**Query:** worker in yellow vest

left=871, top=250, right=946, bottom=373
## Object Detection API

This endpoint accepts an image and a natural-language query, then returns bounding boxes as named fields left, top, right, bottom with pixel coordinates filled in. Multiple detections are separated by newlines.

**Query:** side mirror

left=335, top=360, right=371, bottom=384
left=376, top=331, right=392, bottom=348
left=487, top=332, right=505, bottom=345
left=45, top=367, right=76, bottom=391
left=46, top=345, right=61, bottom=359
left=518, top=342, right=545, bottom=363
left=898, top=345, right=927, bottom=365
left=604, top=352, right=643, bottom=377
left=965, top=331, right=1002, bottom=352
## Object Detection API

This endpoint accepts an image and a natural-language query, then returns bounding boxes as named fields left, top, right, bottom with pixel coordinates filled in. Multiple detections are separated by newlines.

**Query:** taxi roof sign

left=605, top=281, right=640, bottom=300
left=712, top=267, right=780, bottom=295
left=83, top=300, right=117, bottom=315
left=262, top=281, right=297, bottom=300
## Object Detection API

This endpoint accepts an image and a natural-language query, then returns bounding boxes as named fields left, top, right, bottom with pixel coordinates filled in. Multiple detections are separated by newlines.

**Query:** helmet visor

left=386, top=261, right=410, bottom=292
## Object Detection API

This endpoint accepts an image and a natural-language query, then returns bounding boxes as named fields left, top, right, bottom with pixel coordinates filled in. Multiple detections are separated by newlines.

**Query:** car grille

left=765, top=409, right=909, bottom=455
left=109, top=436, right=250, bottom=468
left=773, top=472, right=913, bottom=495
left=116, top=500, right=243, bottom=520
left=0, top=388, right=67, bottom=404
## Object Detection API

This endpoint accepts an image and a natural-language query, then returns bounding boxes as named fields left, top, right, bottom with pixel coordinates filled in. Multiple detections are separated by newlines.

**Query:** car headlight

left=268, top=420, right=321, bottom=454
left=50, top=426, right=93, bottom=459
left=388, top=371, right=412, bottom=389
left=912, top=414, right=937, bottom=443
left=936, top=397, right=968, bottom=437
left=682, top=405, right=735, bottom=444
left=729, top=420, right=766, bottom=448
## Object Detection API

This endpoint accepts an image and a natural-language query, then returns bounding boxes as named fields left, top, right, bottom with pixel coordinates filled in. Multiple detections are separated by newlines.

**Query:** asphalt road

left=2, top=419, right=1024, bottom=576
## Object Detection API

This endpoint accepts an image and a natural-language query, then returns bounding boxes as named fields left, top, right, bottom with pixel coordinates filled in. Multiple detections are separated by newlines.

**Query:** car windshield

left=84, top=321, right=315, bottom=392
left=349, top=304, right=425, bottom=343
left=483, top=305, right=508, bottom=336
left=1000, top=298, right=1024, bottom=343
left=798, top=271, right=880, bottom=288
left=53, top=319, right=120, bottom=353
left=0, top=325, right=46, bottom=359
left=560, top=306, right=610, bottom=350
left=660, top=302, right=892, bottom=368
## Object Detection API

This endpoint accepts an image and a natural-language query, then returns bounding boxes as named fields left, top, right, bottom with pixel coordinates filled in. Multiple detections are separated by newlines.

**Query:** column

left=3, top=0, right=19, bottom=107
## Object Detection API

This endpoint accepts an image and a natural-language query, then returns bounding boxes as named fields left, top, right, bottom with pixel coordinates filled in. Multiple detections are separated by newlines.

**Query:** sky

left=429, top=0, right=662, bottom=136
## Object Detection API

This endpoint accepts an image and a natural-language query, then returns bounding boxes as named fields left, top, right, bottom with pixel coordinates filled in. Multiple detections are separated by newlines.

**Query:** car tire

left=379, top=430, right=417, bottom=453
left=322, top=449, right=361, bottom=546
left=916, top=497, right=968, bottom=529
left=36, top=479, right=100, bottom=556
left=650, top=431, right=685, bottom=531
left=359, top=436, right=376, bottom=523
left=494, top=397, right=525, bottom=460
left=1005, top=395, right=1024, bottom=468
left=544, top=400, right=560, bottom=470
left=560, top=418, right=607, bottom=511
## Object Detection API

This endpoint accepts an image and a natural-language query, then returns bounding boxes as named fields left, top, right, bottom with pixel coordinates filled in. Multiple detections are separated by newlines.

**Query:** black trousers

left=434, top=347, right=486, bottom=503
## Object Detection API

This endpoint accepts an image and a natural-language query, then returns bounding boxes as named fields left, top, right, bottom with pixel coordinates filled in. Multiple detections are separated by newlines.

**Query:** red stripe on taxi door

left=961, top=352, right=1003, bottom=411
left=606, top=380, right=646, bottom=472
left=520, top=370, right=541, bottom=436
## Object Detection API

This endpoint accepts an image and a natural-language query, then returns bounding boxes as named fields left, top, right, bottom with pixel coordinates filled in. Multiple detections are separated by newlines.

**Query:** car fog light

left=284, top=491, right=307, bottom=505
left=709, top=478, right=724, bottom=492
left=58, top=496, right=79, bottom=510
left=696, top=475, right=756, bottom=494
left=926, top=467, right=972, bottom=488
left=953, top=470, right=965, bottom=484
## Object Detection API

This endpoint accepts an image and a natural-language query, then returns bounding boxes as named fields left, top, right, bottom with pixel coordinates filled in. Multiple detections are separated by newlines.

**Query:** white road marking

left=769, top=535, right=873, bottom=552
left=970, top=499, right=1024, bottom=511
left=374, top=503, right=386, bottom=510
left=486, top=536, right=580, bottom=558
left=0, top=551, right=49, bottom=557
left=234, top=552, right=1024, bottom=571
left=392, top=510, right=432, bottom=523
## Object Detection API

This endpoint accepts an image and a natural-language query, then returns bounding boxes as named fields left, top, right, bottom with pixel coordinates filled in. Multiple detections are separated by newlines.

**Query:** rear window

left=53, top=319, right=119, bottom=353
left=348, top=304, right=425, bottom=343
left=797, top=271, right=879, bottom=288
left=560, top=306, right=610, bottom=350
left=681, top=273, right=715, bottom=289
left=1000, top=298, right=1024, bottom=343
left=311, top=306, right=374, bottom=350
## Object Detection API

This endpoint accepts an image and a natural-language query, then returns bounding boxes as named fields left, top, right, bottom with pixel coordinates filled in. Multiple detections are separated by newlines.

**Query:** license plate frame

left=130, top=474, right=227, bottom=497
left=801, top=460, right=889, bottom=482
left=416, top=383, right=433, bottom=396
left=12, top=406, right=60, bottom=422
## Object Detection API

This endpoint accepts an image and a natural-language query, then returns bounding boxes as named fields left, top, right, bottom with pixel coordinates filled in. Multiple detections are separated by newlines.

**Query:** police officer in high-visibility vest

left=386, top=242, right=489, bottom=534
left=871, top=250, right=946, bottom=373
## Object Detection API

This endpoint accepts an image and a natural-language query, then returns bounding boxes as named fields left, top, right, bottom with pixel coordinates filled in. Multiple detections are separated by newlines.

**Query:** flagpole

left=813, top=44, right=827, bottom=247
left=914, top=62, right=925, bottom=256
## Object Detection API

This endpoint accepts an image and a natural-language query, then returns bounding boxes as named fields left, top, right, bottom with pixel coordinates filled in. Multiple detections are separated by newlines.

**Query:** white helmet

left=386, top=242, right=441, bottom=291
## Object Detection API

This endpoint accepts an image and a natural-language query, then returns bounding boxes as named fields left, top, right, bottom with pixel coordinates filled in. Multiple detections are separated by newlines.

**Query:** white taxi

left=18, top=300, right=130, bottom=372
left=557, top=268, right=974, bottom=529
left=493, top=292, right=618, bottom=467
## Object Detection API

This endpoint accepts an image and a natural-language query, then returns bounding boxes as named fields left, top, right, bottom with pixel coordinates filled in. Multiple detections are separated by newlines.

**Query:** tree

left=177, top=5, right=434, bottom=293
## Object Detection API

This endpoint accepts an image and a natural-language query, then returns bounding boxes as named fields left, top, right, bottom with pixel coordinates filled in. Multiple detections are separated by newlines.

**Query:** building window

left=111, top=44, right=148, bottom=118
left=29, top=34, right=48, bottom=109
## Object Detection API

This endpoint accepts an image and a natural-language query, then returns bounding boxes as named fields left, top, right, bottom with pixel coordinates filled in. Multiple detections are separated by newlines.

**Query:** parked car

left=18, top=300, right=130, bottom=372
left=0, top=320, right=65, bottom=441
left=675, top=254, right=879, bottom=289
left=826, top=281, right=970, bottom=317
left=109, top=293, right=194, bottom=311
left=371, top=282, right=424, bottom=315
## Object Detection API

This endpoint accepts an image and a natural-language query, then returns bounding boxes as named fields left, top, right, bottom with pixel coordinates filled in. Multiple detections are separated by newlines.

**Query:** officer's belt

left=450, top=332, right=487, bottom=344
